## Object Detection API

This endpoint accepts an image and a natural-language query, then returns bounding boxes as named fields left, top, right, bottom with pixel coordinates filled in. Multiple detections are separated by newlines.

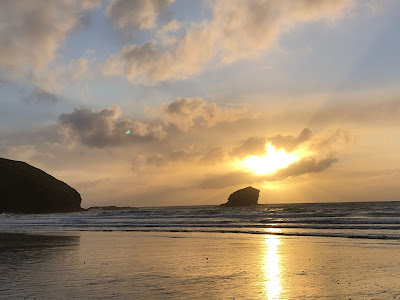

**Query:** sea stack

left=222, top=186, right=260, bottom=207
left=0, top=157, right=82, bottom=213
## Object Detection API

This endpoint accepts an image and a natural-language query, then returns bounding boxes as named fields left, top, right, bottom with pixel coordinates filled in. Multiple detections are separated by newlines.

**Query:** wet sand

left=1, top=231, right=400, bottom=299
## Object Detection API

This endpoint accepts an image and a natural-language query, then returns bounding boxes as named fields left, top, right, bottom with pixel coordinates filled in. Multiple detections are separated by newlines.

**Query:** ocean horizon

left=2, top=201, right=400, bottom=241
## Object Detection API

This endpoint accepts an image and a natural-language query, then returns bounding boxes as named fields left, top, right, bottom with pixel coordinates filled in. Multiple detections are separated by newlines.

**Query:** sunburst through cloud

left=239, top=143, right=302, bottom=175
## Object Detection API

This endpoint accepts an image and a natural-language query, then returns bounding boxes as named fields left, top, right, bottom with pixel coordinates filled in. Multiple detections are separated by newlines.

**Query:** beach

left=1, top=231, right=400, bottom=299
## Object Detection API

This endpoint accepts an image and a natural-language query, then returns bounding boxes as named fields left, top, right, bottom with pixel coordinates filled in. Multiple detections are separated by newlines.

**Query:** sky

left=1, top=0, right=400, bottom=207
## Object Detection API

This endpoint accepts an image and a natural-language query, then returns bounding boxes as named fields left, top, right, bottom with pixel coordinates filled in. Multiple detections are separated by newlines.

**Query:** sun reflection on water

left=264, top=234, right=282, bottom=299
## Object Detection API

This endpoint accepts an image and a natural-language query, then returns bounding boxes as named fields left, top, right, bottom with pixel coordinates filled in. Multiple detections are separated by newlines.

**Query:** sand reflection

left=263, top=233, right=282, bottom=299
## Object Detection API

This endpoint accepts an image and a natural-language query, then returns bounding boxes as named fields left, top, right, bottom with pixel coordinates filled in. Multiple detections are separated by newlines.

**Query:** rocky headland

left=0, top=157, right=82, bottom=213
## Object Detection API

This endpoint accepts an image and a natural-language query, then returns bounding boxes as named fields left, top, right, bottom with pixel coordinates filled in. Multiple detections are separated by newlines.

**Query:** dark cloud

left=274, top=155, right=338, bottom=179
left=199, top=155, right=338, bottom=189
left=58, top=105, right=165, bottom=148
left=24, top=87, right=60, bottom=104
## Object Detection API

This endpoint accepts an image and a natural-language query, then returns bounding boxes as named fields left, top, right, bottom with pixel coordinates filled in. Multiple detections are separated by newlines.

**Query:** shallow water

left=1, top=232, right=400, bottom=299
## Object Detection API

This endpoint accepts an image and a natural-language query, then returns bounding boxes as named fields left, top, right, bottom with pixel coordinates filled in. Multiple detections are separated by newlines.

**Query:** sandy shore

left=1, top=231, right=400, bottom=299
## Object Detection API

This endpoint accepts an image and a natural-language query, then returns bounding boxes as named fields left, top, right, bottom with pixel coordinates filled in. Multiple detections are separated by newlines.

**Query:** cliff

left=0, top=158, right=82, bottom=213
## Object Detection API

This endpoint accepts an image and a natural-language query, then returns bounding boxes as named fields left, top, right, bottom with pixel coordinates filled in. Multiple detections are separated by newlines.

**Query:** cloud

left=199, top=155, right=339, bottom=189
left=58, top=105, right=166, bottom=148
left=106, top=0, right=174, bottom=30
left=194, top=127, right=348, bottom=189
left=81, top=0, right=102, bottom=10
left=156, top=20, right=181, bottom=37
left=102, top=26, right=216, bottom=82
left=133, top=148, right=199, bottom=168
left=213, top=0, right=353, bottom=62
left=310, top=129, right=353, bottom=151
left=158, top=97, right=249, bottom=131
left=230, top=127, right=349, bottom=159
left=230, top=137, right=267, bottom=159
left=0, top=144, right=39, bottom=163
left=23, top=87, right=60, bottom=104
left=103, top=0, right=354, bottom=82
left=32, top=58, right=92, bottom=93
left=133, top=145, right=226, bottom=169
left=131, top=126, right=347, bottom=172
left=230, top=128, right=312, bottom=158
left=199, top=146, right=226, bottom=165
left=274, top=155, right=338, bottom=179
left=56, top=97, right=251, bottom=148
left=0, top=1, right=96, bottom=80
left=268, top=128, right=313, bottom=152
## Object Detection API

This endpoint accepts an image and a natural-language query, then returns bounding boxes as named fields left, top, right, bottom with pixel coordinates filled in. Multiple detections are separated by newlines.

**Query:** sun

left=239, top=143, right=299, bottom=175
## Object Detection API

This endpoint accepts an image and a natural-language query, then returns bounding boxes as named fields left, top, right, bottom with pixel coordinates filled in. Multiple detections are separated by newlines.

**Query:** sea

left=2, top=201, right=400, bottom=299
left=2, top=201, right=400, bottom=240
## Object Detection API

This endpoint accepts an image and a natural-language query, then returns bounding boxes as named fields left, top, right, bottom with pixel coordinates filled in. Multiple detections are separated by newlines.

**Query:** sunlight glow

left=261, top=181, right=288, bottom=190
left=240, top=143, right=299, bottom=175
left=265, top=227, right=282, bottom=234
left=263, top=235, right=282, bottom=299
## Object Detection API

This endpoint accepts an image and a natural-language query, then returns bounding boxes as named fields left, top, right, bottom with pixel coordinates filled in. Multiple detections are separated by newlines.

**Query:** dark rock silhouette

left=0, top=157, right=82, bottom=213
left=222, top=186, right=260, bottom=206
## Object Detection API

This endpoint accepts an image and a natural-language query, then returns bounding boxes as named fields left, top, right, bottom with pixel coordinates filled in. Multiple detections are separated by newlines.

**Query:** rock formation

left=222, top=186, right=260, bottom=206
left=0, top=157, right=82, bottom=213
